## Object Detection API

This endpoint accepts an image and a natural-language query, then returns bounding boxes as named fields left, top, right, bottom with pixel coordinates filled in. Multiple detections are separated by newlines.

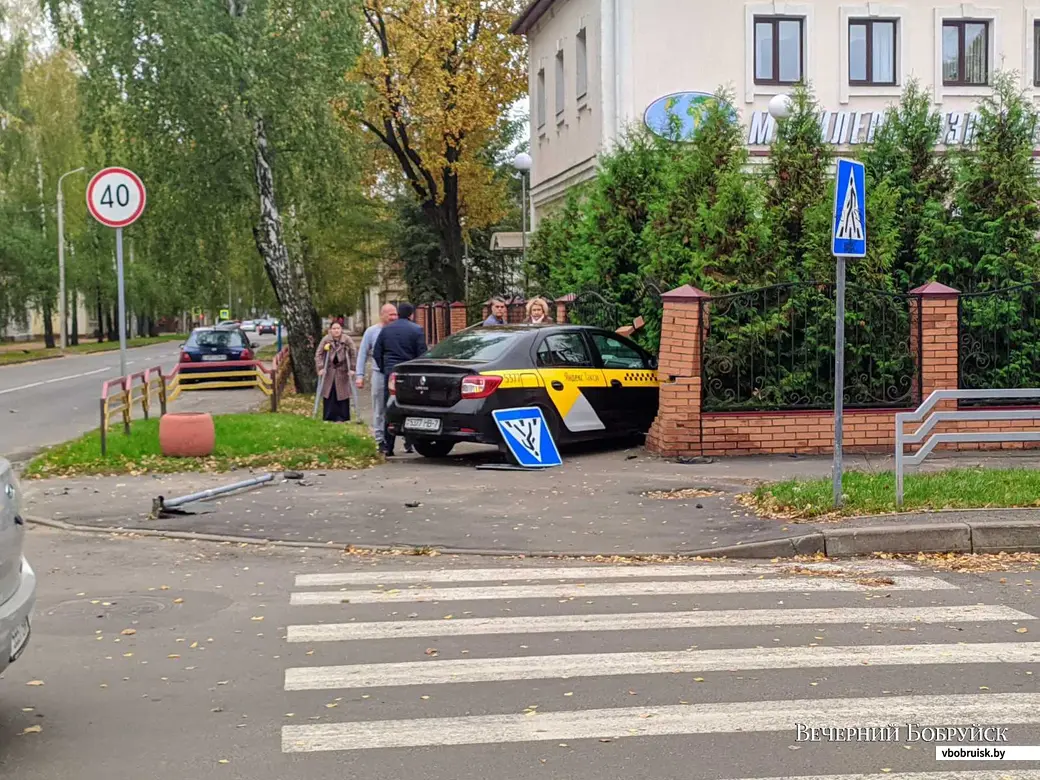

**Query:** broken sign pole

left=152, top=473, right=275, bottom=518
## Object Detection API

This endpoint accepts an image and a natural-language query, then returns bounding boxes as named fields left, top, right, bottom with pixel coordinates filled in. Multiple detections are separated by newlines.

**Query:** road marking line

left=281, top=692, right=1040, bottom=752
left=288, top=575, right=957, bottom=605
left=285, top=641, right=1040, bottom=690
left=285, top=604, right=1032, bottom=643
left=294, top=561, right=915, bottom=588
left=0, top=366, right=109, bottom=396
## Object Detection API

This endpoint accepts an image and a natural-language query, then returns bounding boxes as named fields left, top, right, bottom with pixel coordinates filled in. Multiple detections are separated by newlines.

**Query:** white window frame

left=744, top=2, right=815, bottom=103
left=934, top=4, right=1001, bottom=101
left=839, top=5, right=905, bottom=105
left=1023, top=5, right=1040, bottom=97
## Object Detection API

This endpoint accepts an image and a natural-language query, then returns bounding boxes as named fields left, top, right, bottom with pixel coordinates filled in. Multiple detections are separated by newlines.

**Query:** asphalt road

left=2, top=528, right=1038, bottom=780
left=0, top=333, right=277, bottom=462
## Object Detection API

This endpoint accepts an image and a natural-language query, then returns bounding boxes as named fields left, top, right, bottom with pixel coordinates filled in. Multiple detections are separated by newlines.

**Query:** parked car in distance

left=257, top=320, right=277, bottom=335
left=1, top=457, right=37, bottom=678
left=241, top=320, right=257, bottom=332
left=179, top=327, right=260, bottom=383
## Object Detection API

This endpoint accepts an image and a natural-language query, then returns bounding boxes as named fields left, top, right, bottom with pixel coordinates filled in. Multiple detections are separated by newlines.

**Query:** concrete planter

left=159, top=412, right=215, bottom=458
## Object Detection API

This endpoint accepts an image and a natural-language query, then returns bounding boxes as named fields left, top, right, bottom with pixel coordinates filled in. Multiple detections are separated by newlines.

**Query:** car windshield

left=191, top=330, right=245, bottom=348
left=425, top=329, right=522, bottom=362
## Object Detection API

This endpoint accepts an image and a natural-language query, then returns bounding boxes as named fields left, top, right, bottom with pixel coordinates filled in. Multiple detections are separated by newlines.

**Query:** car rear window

left=425, top=329, right=522, bottom=362
left=191, top=330, right=245, bottom=348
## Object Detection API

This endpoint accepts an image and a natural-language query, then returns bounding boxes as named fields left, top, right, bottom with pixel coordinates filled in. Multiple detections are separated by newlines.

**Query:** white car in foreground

left=0, top=458, right=36, bottom=676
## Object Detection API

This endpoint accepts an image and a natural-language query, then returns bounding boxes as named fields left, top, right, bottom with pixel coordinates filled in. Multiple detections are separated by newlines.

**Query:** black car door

left=587, top=330, right=660, bottom=433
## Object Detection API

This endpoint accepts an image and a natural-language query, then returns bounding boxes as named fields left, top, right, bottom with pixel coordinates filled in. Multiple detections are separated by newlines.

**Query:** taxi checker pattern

left=280, top=561, right=1040, bottom=775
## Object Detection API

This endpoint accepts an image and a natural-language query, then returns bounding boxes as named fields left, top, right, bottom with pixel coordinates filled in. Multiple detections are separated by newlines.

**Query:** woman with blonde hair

left=525, top=297, right=551, bottom=324
left=314, top=320, right=357, bottom=422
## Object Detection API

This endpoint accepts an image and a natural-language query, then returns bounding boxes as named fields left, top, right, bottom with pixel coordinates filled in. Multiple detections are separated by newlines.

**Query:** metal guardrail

left=894, top=388, right=1040, bottom=507
left=98, top=348, right=292, bottom=454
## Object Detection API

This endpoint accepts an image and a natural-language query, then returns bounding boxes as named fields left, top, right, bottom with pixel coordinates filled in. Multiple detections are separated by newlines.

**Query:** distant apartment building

left=511, top=0, right=1040, bottom=223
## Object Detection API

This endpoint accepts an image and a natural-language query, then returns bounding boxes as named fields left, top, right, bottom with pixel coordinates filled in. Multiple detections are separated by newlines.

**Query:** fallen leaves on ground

left=20, top=726, right=42, bottom=735
left=879, top=551, right=1040, bottom=572
left=644, top=488, right=722, bottom=500
left=25, top=680, right=44, bottom=687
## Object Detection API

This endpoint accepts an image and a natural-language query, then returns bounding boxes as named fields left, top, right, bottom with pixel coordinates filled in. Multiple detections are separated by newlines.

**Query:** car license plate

left=404, top=417, right=442, bottom=433
left=10, top=617, right=29, bottom=661
left=201, top=354, right=227, bottom=361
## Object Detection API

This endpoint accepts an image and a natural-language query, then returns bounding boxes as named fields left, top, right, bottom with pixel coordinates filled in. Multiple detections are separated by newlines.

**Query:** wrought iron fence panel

left=568, top=289, right=622, bottom=331
left=702, top=283, right=919, bottom=412
left=959, top=283, right=1040, bottom=404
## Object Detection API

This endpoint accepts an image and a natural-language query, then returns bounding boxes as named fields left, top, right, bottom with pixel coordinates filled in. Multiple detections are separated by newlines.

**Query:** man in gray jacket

left=355, top=303, right=398, bottom=448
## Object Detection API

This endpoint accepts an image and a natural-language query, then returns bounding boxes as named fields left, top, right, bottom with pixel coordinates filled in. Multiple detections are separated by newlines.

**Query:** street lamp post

left=512, top=153, right=533, bottom=265
left=57, top=166, right=86, bottom=352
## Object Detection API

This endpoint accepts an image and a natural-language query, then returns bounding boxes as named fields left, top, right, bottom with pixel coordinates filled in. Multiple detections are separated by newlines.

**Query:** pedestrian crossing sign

left=491, top=407, right=563, bottom=468
left=832, top=158, right=867, bottom=258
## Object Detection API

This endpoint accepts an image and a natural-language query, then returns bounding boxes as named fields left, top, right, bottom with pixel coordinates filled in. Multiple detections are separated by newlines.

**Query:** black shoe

left=404, top=444, right=414, bottom=454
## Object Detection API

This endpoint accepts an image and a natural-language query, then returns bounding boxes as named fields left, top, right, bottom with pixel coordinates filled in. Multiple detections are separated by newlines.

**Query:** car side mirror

left=251, top=341, right=260, bottom=349
left=649, top=356, right=658, bottom=370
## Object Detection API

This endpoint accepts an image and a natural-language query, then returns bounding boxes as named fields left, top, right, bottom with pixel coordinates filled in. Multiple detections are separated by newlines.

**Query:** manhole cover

left=37, top=591, right=233, bottom=636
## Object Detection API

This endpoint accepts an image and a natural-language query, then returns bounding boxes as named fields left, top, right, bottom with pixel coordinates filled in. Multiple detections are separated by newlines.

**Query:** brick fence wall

left=647, top=281, right=1040, bottom=458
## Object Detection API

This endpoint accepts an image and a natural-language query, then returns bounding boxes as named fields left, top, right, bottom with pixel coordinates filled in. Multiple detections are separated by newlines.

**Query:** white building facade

left=512, top=0, right=1040, bottom=223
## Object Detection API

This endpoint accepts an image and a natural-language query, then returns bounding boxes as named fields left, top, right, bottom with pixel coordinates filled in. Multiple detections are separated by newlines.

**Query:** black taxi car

left=386, top=325, right=660, bottom=458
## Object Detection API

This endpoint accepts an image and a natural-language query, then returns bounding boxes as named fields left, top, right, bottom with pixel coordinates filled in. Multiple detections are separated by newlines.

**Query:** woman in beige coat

left=314, top=321, right=358, bottom=422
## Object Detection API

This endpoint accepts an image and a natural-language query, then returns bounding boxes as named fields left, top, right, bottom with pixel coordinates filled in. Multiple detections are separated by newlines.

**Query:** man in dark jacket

left=374, top=302, right=428, bottom=456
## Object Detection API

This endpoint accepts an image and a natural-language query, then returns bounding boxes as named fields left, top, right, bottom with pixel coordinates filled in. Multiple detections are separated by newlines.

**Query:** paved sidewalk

left=21, top=448, right=1040, bottom=556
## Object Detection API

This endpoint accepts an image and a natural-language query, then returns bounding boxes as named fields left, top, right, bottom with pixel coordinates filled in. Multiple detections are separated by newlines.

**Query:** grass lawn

left=255, top=343, right=280, bottom=361
left=751, top=468, right=1040, bottom=519
left=24, top=411, right=379, bottom=478
left=0, top=334, right=187, bottom=366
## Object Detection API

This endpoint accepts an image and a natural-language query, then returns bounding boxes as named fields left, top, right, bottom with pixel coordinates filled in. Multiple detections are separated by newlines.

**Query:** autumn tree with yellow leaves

left=347, top=0, right=527, bottom=300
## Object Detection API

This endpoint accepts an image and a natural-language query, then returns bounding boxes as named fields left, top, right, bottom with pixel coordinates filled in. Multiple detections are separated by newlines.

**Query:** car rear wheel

left=412, top=439, right=456, bottom=458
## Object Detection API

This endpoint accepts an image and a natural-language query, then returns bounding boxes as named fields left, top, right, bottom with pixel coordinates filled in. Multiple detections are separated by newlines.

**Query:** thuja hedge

left=527, top=74, right=1040, bottom=401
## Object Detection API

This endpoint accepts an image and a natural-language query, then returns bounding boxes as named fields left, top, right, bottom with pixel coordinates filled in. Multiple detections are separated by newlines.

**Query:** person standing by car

left=374, top=302, right=427, bottom=456
left=483, top=297, right=508, bottom=326
left=315, top=321, right=357, bottom=423
left=355, top=303, right=399, bottom=447
left=525, top=297, right=551, bottom=324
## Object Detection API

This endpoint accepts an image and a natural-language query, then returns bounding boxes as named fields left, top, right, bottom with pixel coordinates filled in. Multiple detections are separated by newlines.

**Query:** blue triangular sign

left=492, top=407, right=563, bottom=468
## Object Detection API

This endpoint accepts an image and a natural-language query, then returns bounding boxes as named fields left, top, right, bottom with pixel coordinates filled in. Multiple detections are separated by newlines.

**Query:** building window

left=754, top=16, right=804, bottom=85
left=942, top=20, right=989, bottom=86
left=1034, top=21, right=1040, bottom=87
left=576, top=27, right=588, bottom=99
left=555, top=49, right=565, bottom=119
left=849, top=19, right=897, bottom=86
left=536, top=68, right=546, bottom=129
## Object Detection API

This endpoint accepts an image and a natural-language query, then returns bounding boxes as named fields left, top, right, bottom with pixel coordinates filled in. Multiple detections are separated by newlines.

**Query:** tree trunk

left=95, top=288, right=104, bottom=342
left=250, top=114, right=321, bottom=393
left=423, top=198, right=466, bottom=301
left=41, top=299, right=56, bottom=349
left=70, top=291, right=79, bottom=346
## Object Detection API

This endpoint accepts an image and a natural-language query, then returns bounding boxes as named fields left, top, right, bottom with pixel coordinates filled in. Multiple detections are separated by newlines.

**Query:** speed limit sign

left=86, top=167, right=146, bottom=228
left=86, top=167, right=147, bottom=378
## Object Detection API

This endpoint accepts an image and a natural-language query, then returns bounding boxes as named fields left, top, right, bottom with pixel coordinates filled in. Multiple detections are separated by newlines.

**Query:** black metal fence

left=959, top=282, right=1040, bottom=400
left=701, top=282, right=921, bottom=412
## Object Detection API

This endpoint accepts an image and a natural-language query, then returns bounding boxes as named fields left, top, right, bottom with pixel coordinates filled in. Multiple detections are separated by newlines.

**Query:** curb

left=27, top=515, right=1040, bottom=559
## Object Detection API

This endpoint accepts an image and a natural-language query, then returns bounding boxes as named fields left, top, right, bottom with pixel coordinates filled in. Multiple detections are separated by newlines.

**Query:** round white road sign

left=86, top=167, right=146, bottom=228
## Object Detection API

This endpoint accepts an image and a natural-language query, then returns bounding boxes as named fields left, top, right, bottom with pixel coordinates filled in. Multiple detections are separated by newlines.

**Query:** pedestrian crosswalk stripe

left=284, top=641, right=1040, bottom=690
left=281, top=692, right=1040, bottom=752
left=286, top=604, right=1030, bottom=643
left=293, top=561, right=915, bottom=588
left=288, top=575, right=957, bottom=605
left=714, top=773, right=1040, bottom=780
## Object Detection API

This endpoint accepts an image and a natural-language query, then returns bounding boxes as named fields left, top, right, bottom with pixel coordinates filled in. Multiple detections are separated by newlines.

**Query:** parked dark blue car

left=178, top=327, right=258, bottom=383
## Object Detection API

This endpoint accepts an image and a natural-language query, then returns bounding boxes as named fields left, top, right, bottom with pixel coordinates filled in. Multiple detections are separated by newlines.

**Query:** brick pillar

left=646, top=285, right=710, bottom=457
left=450, top=301, right=468, bottom=333
left=434, top=303, right=448, bottom=342
left=910, top=282, right=960, bottom=399
left=416, top=305, right=429, bottom=342
left=555, top=293, right=575, bottom=324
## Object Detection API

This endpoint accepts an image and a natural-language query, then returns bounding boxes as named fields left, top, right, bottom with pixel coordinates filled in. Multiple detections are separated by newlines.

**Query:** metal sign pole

left=115, top=227, right=128, bottom=377
left=833, top=255, right=846, bottom=508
